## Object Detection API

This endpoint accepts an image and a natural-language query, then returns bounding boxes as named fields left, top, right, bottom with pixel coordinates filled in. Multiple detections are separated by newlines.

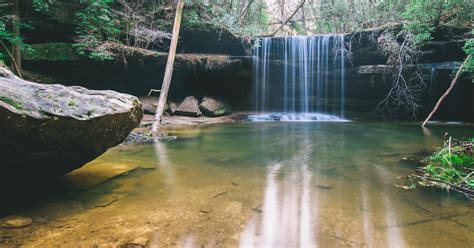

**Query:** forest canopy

left=0, top=0, right=472, bottom=62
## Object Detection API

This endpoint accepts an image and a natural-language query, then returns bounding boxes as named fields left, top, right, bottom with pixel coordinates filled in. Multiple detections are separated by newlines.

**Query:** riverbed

left=1, top=121, right=473, bottom=247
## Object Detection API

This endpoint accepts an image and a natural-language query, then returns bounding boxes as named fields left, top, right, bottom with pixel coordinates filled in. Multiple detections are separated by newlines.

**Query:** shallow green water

left=1, top=122, right=473, bottom=247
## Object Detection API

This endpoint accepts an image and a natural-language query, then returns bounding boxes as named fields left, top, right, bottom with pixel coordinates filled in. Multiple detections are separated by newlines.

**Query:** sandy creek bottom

left=1, top=122, right=473, bottom=247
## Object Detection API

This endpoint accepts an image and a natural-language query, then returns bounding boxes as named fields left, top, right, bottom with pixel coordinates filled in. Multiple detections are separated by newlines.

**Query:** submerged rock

left=199, top=96, right=231, bottom=117
left=61, top=162, right=139, bottom=190
left=91, top=194, right=120, bottom=208
left=0, top=68, right=143, bottom=178
left=175, top=96, right=201, bottom=117
left=0, top=215, right=33, bottom=228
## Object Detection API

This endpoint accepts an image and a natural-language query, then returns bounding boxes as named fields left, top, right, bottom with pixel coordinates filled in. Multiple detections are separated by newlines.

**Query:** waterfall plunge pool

left=1, top=121, right=473, bottom=247
left=246, top=112, right=350, bottom=122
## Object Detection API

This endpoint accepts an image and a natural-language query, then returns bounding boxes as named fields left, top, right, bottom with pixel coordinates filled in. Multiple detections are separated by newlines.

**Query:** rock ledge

left=0, top=68, right=143, bottom=177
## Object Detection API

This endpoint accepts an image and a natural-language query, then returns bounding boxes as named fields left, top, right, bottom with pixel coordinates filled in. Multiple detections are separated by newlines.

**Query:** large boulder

left=138, top=96, right=158, bottom=114
left=175, top=96, right=201, bottom=117
left=199, top=96, right=231, bottom=117
left=138, top=96, right=173, bottom=116
left=0, top=68, right=143, bottom=178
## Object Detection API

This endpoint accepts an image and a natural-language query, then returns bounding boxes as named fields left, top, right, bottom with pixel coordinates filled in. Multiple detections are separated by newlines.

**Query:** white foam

left=247, top=112, right=350, bottom=122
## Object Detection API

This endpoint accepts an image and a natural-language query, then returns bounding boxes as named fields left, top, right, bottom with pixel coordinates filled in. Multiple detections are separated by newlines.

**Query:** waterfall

left=250, top=35, right=347, bottom=122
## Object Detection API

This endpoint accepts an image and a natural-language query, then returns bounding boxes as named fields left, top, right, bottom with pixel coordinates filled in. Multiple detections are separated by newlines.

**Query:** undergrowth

left=419, top=136, right=474, bottom=192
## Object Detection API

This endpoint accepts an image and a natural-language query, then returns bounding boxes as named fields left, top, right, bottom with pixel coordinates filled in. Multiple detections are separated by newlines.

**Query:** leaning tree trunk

left=0, top=40, right=22, bottom=78
left=12, top=0, right=21, bottom=72
left=421, top=55, right=470, bottom=127
left=151, top=0, right=184, bottom=136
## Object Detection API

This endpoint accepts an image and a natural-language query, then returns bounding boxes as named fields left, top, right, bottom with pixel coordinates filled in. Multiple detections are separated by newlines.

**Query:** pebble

left=200, top=208, right=211, bottom=214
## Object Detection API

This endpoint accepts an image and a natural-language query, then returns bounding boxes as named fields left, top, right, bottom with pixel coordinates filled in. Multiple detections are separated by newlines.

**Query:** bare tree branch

left=269, top=0, right=306, bottom=37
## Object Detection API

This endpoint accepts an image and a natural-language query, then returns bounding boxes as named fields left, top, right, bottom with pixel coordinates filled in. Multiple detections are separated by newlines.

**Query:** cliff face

left=17, top=8, right=473, bottom=121
left=345, top=28, right=473, bottom=121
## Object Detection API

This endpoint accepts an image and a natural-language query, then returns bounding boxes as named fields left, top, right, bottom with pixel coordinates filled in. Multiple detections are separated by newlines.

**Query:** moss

left=68, top=100, right=76, bottom=107
left=0, top=96, right=24, bottom=110
left=420, top=139, right=474, bottom=190
left=23, top=43, right=79, bottom=61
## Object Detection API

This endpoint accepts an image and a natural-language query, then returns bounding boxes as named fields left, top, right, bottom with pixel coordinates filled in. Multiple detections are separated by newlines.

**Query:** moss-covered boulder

left=199, top=96, right=231, bottom=117
left=175, top=96, right=201, bottom=117
left=0, top=68, right=143, bottom=178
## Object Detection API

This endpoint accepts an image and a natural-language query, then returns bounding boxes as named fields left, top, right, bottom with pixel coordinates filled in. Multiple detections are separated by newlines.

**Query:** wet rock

left=0, top=68, right=143, bottom=178
left=123, top=132, right=153, bottom=144
left=139, top=96, right=172, bottom=115
left=61, top=162, right=138, bottom=190
left=199, top=96, right=231, bottom=117
left=175, top=96, right=201, bottom=117
left=0, top=215, right=33, bottom=228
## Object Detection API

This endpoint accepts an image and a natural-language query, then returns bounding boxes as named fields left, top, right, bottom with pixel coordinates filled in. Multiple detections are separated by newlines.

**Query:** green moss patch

left=413, top=137, right=474, bottom=197
left=0, top=96, right=24, bottom=110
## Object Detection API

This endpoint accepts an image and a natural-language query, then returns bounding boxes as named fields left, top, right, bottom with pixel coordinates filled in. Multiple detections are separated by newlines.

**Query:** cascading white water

left=250, top=35, right=347, bottom=122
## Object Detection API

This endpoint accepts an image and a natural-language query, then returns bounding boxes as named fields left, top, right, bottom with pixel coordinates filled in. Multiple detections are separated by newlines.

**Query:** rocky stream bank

left=0, top=67, right=143, bottom=178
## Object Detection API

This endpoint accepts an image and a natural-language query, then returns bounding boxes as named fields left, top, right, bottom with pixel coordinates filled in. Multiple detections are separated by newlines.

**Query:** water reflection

left=153, top=140, right=175, bottom=185
left=3, top=122, right=473, bottom=247
left=241, top=125, right=317, bottom=247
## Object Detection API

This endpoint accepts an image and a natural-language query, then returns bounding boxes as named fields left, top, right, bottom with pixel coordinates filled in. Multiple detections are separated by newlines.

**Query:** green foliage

left=33, top=0, right=57, bottom=13
left=22, top=43, right=78, bottom=61
left=463, top=29, right=474, bottom=81
left=0, top=15, right=33, bottom=64
left=402, top=0, right=439, bottom=46
left=430, top=146, right=473, bottom=167
left=0, top=21, right=13, bottom=63
left=402, top=0, right=472, bottom=47
left=0, top=21, right=20, bottom=46
left=424, top=138, right=474, bottom=189
left=74, top=0, right=120, bottom=61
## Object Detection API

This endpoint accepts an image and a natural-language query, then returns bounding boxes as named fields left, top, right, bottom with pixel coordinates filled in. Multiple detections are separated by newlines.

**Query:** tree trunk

left=270, top=0, right=306, bottom=36
left=301, top=3, right=307, bottom=35
left=12, top=0, right=21, bottom=72
left=421, top=56, right=470, bottom=127
left=151, top=0, right=184, bottom=136
left=0, top=40, right=22, bottom=78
